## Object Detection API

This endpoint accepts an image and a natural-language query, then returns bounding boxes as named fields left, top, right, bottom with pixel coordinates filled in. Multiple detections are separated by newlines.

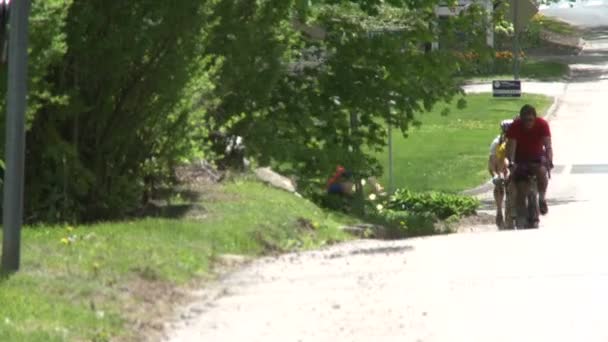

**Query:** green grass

left=378, top=94, right=553, bottom=193
left=469, top=59, right=570, bottom=83
left=518, top=60, right=570, bottom=80
left=535, top=15, right=579, bottom=36
left=0, top=180, right=355, bottom=341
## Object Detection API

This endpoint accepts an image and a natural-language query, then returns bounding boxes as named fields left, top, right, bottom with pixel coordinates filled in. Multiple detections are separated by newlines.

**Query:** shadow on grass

left=0, top=269, right=14, bottom=283
left=135, top=187, right=210, bottom=219
left=135, top=203, right=206, bottom=219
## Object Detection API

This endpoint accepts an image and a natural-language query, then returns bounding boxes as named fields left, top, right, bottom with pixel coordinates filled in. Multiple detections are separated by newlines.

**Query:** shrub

left=386, top=189, right=479, bottom=220
left=367, top=209, right=439, bottom=239
left=363, top=188, right=479, bottom=239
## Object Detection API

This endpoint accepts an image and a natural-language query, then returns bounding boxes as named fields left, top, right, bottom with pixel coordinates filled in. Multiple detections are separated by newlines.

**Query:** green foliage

left=212, top=1, right=491, bottom=195
left=8, top=0, right=212, bottom=222
left=367, top=208, right=439, bottom=238
left=387, top=188, right=479, bottom=220
left=361, top=187, right=477, bottom=238
left=0, top=0, right=495, bottom=222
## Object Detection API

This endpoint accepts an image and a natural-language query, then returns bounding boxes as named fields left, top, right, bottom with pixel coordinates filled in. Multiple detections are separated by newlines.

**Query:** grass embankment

left=534, top=15, right=579, bottom=36
left=378, top=94, right=553, bottom=193
left=0, top=180, right=355, bottom=341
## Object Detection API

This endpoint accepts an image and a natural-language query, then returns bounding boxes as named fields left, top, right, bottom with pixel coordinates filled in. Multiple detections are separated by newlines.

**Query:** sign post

left=513, top=0, right=521, bottom=79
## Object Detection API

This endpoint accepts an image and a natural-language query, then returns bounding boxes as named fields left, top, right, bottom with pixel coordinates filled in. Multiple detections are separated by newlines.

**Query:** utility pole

left=512, top=0, right=521, bottom=80
left=486, top=0, right=494, bottom=48
left=2, top=0, right=31, bottom=273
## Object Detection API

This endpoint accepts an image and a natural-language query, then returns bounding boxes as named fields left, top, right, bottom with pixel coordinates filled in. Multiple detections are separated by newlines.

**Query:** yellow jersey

left=496, top=141, right=507, bottom=161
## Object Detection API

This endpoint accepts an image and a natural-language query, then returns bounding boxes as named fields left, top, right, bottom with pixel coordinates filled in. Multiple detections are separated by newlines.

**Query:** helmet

left=500, top=119, right=513, bottom=133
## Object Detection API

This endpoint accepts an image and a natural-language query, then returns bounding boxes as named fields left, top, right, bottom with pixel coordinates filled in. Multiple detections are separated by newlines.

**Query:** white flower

left=361, top=179, right=367, bottom=186
left=376, top=204, right=384, bottom=211
left=368, top=194, right=377, bottom=201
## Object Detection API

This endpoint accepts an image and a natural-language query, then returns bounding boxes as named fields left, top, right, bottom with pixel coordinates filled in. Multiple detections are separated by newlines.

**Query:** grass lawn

left=468, top=59, right=570, bottom=83
left=535, top=15, right=580, bottom=36
left=378, top=94, right=553, bottom=193
left=0, top=180, right=355, bottom=341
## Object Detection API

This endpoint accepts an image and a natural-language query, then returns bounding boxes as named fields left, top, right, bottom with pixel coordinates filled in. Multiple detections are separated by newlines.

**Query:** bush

left=386, top=189, right=479, bottom=220
left=362, top=188, right=479, bottom=239
left=454, top=49, right=527, bottom=76
left=367, top=209, right=439, bottom=239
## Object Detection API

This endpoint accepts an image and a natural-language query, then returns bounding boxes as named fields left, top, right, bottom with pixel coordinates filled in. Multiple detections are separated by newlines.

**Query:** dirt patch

left=296, top=217, right=316, bottom=232
left=114, top=276, right=193, bottom=342
left=453, top=212, right=498, bottom=234
left=457, top=212, right=495, bottom=227
left=174, top=160, right=224, bottom=185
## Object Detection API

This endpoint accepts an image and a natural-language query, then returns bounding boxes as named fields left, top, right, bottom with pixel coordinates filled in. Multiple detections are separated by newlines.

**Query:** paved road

left=542, top=0, right=608, bottom=27
left=164, top=31, right=608, bottom=342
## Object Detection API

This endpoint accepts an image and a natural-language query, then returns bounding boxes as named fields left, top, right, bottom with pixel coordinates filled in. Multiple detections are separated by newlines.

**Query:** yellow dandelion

left=60, top=237, right=70, bottom=245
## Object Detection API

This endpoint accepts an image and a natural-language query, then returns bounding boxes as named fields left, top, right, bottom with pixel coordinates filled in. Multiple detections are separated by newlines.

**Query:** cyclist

left=489, top=119, right=513, bottom=228
left=506, top=104, right=553, bottom=215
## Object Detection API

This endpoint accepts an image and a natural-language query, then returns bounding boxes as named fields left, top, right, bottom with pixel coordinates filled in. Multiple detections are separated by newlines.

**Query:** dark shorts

left=513, top=157, right=547, bottom=182
left=515, top=153, right=548, bottom=164
left=327, top=183, right=344, bottom=194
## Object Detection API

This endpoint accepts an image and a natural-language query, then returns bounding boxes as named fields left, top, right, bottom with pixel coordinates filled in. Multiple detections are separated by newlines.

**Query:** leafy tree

left=205, top=0, right=490, bottom=196
left=18, top=0, right=211, bottom=221
left=0, top=0, right=492, bottom=222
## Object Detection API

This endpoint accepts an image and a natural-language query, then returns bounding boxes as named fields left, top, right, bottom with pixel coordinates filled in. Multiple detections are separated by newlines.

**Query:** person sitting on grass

left=326, top=166, right=386, bottom=197
left=326, top=165, right=354, bottom=196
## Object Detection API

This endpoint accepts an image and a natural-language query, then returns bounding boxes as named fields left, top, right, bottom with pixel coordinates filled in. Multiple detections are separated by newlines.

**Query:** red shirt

left=327, top=165, right=346, bottom=189
left=506, top=117, right=551, bottom=162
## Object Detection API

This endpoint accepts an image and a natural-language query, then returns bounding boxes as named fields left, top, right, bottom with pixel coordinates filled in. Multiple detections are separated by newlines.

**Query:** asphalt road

left=542, top=0, right=608, bottom=27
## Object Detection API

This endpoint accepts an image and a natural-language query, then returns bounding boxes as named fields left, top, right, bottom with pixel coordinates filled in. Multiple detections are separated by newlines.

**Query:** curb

left=460, top=91, right=564, bottom=197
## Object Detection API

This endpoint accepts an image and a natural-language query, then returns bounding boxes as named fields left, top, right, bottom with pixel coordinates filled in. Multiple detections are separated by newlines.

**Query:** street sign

left=493, top=80, right=521, bottom=97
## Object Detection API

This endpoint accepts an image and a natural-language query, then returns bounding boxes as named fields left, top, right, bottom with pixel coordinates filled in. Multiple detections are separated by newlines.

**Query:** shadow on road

left=327, top=245, right=414, bottom=259
left=478, top=197, right=584, bottom=212
left=583, top=26, right=608, bottom=40
left=349, top=245, right=414, bottom=256
left=538, top=27, right=608, bottom=83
